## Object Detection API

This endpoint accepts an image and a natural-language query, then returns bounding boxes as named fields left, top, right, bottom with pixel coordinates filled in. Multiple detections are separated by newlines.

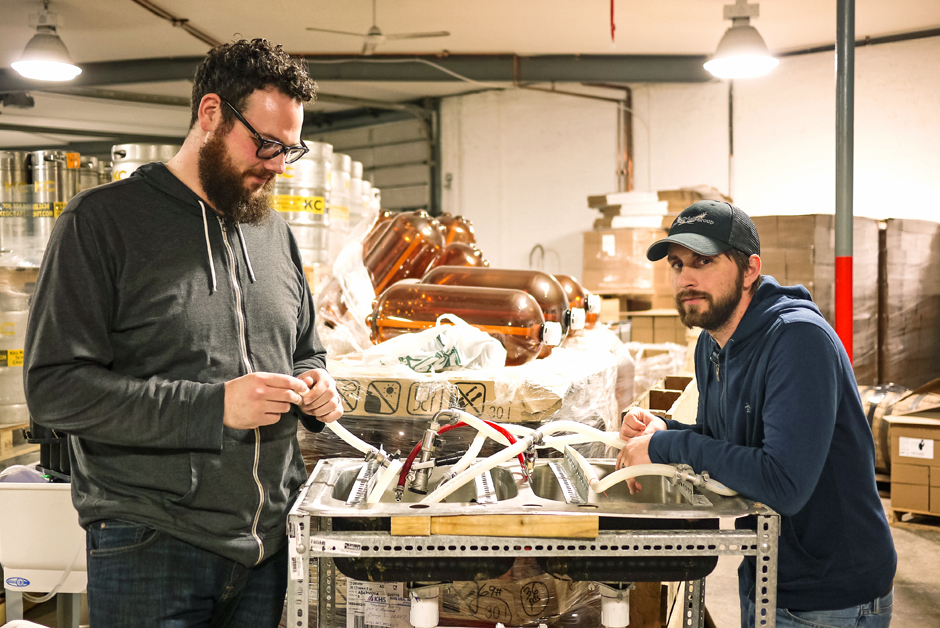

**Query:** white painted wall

left=440, top=36, right=940, bottom=276
left=440, top=89, right=618, bottom=277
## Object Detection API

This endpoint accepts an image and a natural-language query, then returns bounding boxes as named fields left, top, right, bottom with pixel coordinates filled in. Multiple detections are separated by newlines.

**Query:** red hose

left=396, top=419, right=526, bottom=491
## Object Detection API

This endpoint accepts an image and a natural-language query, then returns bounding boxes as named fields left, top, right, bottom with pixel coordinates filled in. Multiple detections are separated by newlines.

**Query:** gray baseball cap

left=647, top=200, right=760, bottom=261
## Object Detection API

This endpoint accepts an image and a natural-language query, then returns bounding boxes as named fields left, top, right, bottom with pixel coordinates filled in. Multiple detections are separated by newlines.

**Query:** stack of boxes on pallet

left=887, top=414, right=940, bottom=517
left=751, top=215, right=880, bottom=385
left=882, top=219, right=940, bottom=389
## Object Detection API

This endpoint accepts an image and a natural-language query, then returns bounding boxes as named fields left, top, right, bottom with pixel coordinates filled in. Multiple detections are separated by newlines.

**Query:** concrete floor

left=9, top=501, right=940, bottom=628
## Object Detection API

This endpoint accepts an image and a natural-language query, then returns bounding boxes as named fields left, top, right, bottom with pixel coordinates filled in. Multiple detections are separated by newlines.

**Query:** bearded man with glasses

left=25, top=39, right=342, bottom=627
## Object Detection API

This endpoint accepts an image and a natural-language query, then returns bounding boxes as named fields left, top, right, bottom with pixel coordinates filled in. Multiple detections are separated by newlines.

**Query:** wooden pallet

left=888, top=507, right=940, bottom=533
left=0, top=422, right=39, bottom=464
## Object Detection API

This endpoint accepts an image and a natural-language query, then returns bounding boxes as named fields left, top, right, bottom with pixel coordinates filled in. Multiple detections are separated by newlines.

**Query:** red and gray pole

left=835, top=0, right=855, bottom=362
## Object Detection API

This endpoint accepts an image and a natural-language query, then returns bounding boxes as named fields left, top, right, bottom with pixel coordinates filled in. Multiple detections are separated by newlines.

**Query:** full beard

left=675, top=271, right=744, bottom=331
left=198, top=131, right=273, bottom=226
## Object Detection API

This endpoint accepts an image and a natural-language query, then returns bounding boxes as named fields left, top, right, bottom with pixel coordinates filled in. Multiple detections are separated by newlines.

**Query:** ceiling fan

left=306, top=0, right=450, bottom=56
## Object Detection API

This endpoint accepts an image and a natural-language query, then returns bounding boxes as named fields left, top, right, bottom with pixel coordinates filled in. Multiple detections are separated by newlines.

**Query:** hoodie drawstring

left=199, top=201, right=218, bottom=294
left=235, top=224, right=256, bottom=283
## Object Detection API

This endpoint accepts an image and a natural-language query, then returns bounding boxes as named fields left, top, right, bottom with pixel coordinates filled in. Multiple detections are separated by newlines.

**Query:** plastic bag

left=361, top=314, right=507, bottom=372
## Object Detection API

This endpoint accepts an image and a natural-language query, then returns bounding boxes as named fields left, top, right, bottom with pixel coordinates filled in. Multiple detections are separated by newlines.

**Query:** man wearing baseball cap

left=616, top=201, right=896, bottom=627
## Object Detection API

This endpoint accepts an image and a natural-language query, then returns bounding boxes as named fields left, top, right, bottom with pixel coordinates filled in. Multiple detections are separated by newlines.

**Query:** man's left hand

left=615, top=433, right=653, bottom=494
left=297, top=368, right=343, bottom=424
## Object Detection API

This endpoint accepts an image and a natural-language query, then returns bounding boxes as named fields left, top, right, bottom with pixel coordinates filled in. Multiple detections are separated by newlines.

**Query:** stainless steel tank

left=111, top=144, right=179, bottom=181
left=0, top=151, right=79, bottom=265
left=0, top=152, right=29, bottom=255
left=273, top=141, right=332, bottom=266
left=79, top=156, right=101, bottom=192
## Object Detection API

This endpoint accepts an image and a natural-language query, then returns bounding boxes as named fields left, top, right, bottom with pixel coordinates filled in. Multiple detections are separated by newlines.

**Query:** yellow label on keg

left=330, top=205, right=350, bottom=221
left=271, top=194, right=325, bottom=214
left=0, top=350, right=24, bottom=367
left=0, top=202, right=56, bottom=218
left=66, top=152, right=81, bottom=169
left=54, top=202, right=67, bottom=218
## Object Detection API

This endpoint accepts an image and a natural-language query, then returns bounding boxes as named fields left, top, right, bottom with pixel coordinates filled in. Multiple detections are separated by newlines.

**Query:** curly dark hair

left=189, top=38, right=317, bottom=129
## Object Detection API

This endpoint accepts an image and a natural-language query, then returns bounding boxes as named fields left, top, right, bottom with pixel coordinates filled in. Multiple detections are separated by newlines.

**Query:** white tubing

left=543, top=431, right=626, bottom=451
left=593, top=463, right=679, bottom=494
left=367, top=459, right=404, bottom=503
left=421, top=436, right=533, bottom=505
left=448, top=431, right=488, bottom=477
left=698, top=477, right=738, bottom=496
left=326, top=421, right=375, bottom=456
left=448, top=408, right=513, bottom=446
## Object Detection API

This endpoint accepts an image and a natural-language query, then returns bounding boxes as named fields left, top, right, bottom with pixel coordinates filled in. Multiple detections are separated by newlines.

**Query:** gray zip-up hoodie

left=24, top=162, right=326, bottom=567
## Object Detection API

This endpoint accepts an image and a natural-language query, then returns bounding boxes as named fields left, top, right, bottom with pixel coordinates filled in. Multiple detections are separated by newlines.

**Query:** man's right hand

left=223, top=373, right=309, bottom=430
left=616, top=407, right=668, bottom=494
left=619, top=407, right=667, bottom=440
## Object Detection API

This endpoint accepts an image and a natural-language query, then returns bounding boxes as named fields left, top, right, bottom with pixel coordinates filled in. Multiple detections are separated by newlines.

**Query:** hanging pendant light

left=704, top=0, right=778, bottom=79
left=11, top=1, right=82, bottom=82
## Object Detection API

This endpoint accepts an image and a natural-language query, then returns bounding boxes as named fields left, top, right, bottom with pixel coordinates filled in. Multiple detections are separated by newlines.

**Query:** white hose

left=448, top=431, right=488, bottom=477
left=693, top=475, right=738, bottom=496
left=367, top=459, right=404, bottom=503
left=593, top=463, right=679, bottom=494
left=447, top=409, right=513, bottom=446
left=421, top=436, right=533, bottom=505
left=327, top=421, right=375, bottom=456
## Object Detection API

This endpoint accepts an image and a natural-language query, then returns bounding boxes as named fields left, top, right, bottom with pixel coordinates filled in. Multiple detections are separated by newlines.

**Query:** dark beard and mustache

left=198, top=130, right=274, bottom=225
left=676, top=269, right=744, bottom=332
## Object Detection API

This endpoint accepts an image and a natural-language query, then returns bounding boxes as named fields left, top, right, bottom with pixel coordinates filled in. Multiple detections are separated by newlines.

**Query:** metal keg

left=111, top=144, right=179, bottom=181
left=329, top=153, right=352, bottom=263
left=0, top=151, right=79, bottom=265
left=273, top=141, right=332, bottom=266
left=0, top=152, right=29, bottom=255
left=371, top=186, right=382, bottom=213
left=0, top=270, right=35, bottom=425
left=79, top=156, right=101, bottom=192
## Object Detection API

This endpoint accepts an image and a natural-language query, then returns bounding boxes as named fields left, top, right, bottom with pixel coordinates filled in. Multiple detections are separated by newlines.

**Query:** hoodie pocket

left=777, top=518, right=827, bottom=584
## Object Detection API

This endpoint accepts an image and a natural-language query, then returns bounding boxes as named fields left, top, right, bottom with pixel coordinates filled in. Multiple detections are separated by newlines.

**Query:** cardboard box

left=882, top=219, right=940, bottom=389
left=888, top=414, right=940, bottom=514
left=624, top=310, right=688, bottom=345
left=751, top=215, right=880, bottom=385
left=582, top=228, right=665, bottom=294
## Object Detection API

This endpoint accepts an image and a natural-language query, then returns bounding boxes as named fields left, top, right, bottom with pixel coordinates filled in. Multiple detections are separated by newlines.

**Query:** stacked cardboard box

left=582, top=228, right=665, bottom=295
left=887, top=414, right=940, bottom=515
left=882, top=219, right=940, bottom=389
left=750, top=215, right=880, bottom=385
left=625, top=310, right=689, bottom=345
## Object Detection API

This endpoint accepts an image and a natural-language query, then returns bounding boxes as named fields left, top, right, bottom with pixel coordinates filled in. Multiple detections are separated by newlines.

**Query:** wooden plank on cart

left=390, top=516, right=431, bottom=536
left=888, top=508, right=940, bottom=533
left=430, top=514, right=599, bottom=539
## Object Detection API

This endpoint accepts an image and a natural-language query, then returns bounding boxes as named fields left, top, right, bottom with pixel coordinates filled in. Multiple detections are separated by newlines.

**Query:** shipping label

left=899, top=436, right=934, bottom=460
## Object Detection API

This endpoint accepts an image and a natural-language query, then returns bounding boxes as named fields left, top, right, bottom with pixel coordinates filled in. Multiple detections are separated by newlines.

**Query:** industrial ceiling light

left=704, top=0, right=778, bottom=79
left=11, top=1, right=82, bottom=82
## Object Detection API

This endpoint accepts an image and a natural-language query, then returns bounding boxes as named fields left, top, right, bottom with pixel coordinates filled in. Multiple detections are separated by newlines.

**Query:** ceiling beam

left=0, top=54, right=712, bottom=92
left=0, top=122, right=183, bottom=143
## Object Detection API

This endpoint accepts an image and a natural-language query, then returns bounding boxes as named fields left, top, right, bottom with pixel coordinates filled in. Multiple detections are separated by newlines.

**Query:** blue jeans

left=86, top=520, right=287, bottom=628
left=741, top=588, right=893, bottom=628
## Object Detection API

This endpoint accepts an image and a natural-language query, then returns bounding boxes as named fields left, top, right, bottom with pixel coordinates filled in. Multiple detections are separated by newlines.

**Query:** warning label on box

left=899, top=436, right=934, bottom=460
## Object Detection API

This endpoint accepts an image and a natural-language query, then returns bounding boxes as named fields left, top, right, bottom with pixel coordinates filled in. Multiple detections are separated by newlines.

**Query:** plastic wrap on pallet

left=314, top=210, right=378, bottom=357
left=295, top=558, right=602, bottom=628
left=882, top=219, right=940, bottom=389
left=628, top=342, right=688, bottom=398
left=298, top=331, right=621, bottom=471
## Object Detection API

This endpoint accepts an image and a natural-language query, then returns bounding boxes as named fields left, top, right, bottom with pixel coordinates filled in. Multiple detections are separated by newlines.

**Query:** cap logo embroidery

left=675, top=213, right=714, bottom=226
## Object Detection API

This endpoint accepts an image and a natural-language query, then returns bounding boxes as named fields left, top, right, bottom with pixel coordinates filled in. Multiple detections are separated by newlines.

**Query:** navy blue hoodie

left=649, top=276, right=896, bottom=611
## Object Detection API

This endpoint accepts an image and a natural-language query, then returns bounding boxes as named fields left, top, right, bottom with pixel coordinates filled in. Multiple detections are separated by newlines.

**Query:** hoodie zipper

left=218, top=217, right=266, bottom=566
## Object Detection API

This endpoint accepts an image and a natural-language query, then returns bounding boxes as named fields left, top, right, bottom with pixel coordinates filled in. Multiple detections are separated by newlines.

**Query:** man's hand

left=619, top=407, right=667, bottom=440
left=615, top=433, right=654, bottom=494
left=297, top=368, right=343, bottom=424
left=224, top=373, right=309, bottom=430
left=615, top=408, right=666, bottom=494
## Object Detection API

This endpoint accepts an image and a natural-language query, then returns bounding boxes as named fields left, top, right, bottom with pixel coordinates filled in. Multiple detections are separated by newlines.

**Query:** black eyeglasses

left=222, top=99, right=309, bottom=164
